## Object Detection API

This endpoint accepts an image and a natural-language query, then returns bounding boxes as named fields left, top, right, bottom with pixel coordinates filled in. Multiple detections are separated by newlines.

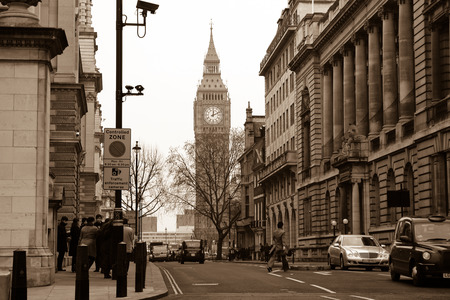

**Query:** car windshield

left=153, top=246, right=167, bottom=252
left=414, top=222, right=450, bottom=242
left=185, top=241, right=201, bottom=248
left=342, top=236, right=378, bottom=247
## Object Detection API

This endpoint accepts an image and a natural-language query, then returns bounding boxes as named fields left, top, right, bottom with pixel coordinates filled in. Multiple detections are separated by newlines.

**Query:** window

left=290, top=104, right=295, bottom=125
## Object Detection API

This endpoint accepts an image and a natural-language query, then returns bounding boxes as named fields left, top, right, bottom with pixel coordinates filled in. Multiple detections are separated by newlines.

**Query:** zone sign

left=104, top=128, right=131, bottom=160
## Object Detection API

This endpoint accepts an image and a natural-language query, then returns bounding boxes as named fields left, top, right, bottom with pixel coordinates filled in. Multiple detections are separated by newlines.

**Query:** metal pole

left=135, top=145, right=138, bottom=238
left=113, top=0, right=124, bottom=280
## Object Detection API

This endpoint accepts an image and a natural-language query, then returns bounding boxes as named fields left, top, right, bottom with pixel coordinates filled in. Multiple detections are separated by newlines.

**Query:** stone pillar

left=353, top=33, right=368, bottom=136
left=352, top=182, right=361, bottom=234
left=342, top=45, right=356, bottom=133
left=0, top=1, right=68, bottom=287
left=398, top=0, right=415, bottom=120
left=322, top=65, right=333, bottom=158
left=381, top=7, right=398, bottom=128
left=332, top=56, right=343, bottom=152
left=365, top=21, right=383, bottom=138
left=431, top=25, right=441, bottom=101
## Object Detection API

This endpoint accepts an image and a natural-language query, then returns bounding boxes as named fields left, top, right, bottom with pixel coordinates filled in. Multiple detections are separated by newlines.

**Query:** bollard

left=134, top=242, right=144, bottom=292
left=0, top=271, right=11, bottom=300
left=11, top=249, right=26, bottom=300
left=116, top=242, right=127, bottom=298
left=142, top=241, right=147, bottom=289
left=75, top=244, right=89, bottom=300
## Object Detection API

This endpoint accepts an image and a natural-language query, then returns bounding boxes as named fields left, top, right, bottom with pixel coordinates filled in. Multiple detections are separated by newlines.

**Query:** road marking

left=378, top=274, right=391, bottom=277
left=268, top=273, right=282, bottom=277
left=310, top=284, right=336, bottom=294
left=350, top=295, right=375, bottom=300
left=320, top=296, right=340, bottom=300
left=315, top=271, right=332, bottom=276
left=286, top=277, right=305, bottom=284
left=192, top=283, right=219, bottom=286
left=160, top=267, right=183, bottom=295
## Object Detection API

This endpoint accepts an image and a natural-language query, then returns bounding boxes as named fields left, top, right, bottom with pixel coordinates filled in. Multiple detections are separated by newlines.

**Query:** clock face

left=204, top=106, right=223, bottom=124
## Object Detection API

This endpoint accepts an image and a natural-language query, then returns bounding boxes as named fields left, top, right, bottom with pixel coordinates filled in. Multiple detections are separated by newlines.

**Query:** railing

left=260, top=150, right=296, bottom=180
left=250, top=220, right=266, bottom=229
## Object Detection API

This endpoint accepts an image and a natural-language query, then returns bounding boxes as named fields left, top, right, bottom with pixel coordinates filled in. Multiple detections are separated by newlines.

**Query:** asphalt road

left=156, top=261, right=450, bottom=299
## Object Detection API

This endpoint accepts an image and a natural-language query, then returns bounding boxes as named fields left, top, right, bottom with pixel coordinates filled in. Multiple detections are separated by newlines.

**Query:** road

left=156, top=261, right=450, bottom=299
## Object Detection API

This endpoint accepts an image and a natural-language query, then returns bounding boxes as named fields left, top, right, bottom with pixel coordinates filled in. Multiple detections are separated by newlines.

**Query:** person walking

left=93, top=214, right=103, bottom=272
left=99, top=218, right=113, bottom=278
left=267, top=221, right=289, bottom=272
left=79, top=216, right=98, bottom=269
left=69, top=218, right=81, bottom=272
left=123, top=218, right=135, bottom=272
left=57, top=216, right=69, bottom=271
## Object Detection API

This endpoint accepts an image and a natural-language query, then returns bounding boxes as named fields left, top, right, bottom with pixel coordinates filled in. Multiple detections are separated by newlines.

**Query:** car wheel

left=412, top=264, right=424, bottom=286
left=390, top=262, right=400, bottom=281
left=328, top=256, right=335, bottom=270
left=199, top=260, right=204, bottom=264
left=340, top=255, right=347, bottom=270
left=181, top=260, right=184, bottom=264
left=381, top=267, right=389, bottom=272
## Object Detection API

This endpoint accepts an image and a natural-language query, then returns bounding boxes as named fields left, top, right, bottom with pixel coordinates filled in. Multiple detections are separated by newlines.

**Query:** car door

left=329, top=236, right=341, bottom=265
left=395, top=221, right=413, bottom=274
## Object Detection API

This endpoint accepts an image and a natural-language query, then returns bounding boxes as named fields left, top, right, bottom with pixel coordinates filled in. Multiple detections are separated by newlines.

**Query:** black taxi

left=389, top=215, right=450, bottom=286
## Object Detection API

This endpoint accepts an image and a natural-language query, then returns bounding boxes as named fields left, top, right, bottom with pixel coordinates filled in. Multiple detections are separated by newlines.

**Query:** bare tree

left=166, top=128, right=244, bottom=260
left=123, top=145, right=166, bottom=225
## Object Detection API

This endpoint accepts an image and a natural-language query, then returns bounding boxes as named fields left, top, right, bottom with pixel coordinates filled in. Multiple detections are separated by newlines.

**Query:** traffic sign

left=103, top=167, right=130, bottom=190
left=104, top=128, right=131, bottom=160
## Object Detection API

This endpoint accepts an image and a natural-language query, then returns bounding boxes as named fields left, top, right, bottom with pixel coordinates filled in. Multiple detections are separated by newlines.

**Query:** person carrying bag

left=267, top=221, right=289, bottom=272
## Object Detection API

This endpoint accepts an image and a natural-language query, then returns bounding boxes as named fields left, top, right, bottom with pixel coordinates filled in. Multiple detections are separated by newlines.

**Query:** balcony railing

left=250, top=220, right=266, bottom=229
left=260, top=150, right=296, bottom=182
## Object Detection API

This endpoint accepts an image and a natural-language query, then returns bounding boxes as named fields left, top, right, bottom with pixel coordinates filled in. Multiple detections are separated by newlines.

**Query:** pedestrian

left=259, top=243, right=264, bottom=261
left=93, top=214, right=103, bottom=272
left=69, top=218, right=81, bottom=273
left=264, top=243, right=270, bottom=262
left=57, top=216, right=69, bottom=271
left=80, top=217, right=87, bottom=229
left=79, top=216, right=98, bottom=269
left=267, top=221, right=289, bottom=272
left=123, top=218, right=135, bottom=272
left=98, top=218, right=113, bottom=278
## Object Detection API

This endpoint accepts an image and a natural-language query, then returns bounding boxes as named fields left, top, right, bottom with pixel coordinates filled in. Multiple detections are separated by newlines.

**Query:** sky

left=91, top=0, right=288, bottom=231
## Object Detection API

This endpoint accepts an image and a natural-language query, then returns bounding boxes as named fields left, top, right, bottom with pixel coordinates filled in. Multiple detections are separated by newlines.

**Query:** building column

left=431, top=25, right=441, bottom=101
left=352, top=181, right=361, bottom=234
left=353, top=33, right=368, bottom=136
left=381, top=6, right=398, bottom=128
left=322, top=65, right=333, bottom=158
left=398, top=0, right=415, bottom=120
left=342, top=45, right=356, bottom=133
left=332, top=56, right=344, bottom=152
left=0, top=5, right=67, bottom=287
left=365, top=21, right=383, bottom=138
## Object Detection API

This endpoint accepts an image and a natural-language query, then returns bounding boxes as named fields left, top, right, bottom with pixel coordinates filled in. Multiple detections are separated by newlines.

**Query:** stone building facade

left=0, top=0, right=103, bottom=286
left=289, top=0, right=449, bottom=260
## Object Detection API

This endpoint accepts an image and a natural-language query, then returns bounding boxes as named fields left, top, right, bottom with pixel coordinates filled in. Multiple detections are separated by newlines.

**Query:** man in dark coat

left=57, top=216, right=69, bottom=271
left=69, top=218, right=80, bottom=272
left=93, top=214, right=103, bottom=272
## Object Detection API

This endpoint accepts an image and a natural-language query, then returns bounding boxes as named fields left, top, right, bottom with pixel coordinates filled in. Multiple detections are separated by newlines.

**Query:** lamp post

left=132, top=141, right=141, bottom=239
left=113, top=1, right=158, bottom=284
left=343, top=218, right=349, bottom=234
left=228, top=196, right=232, bottom=255
left=331, top=220, right=337, bottom=238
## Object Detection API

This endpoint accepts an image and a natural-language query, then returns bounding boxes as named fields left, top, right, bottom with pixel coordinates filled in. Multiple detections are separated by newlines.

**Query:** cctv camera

left=76, top=131, right=80, bottom=137
left=135, top=85, right=144, bottom=93
left=125, top=85, right=134, bottom=92
left=136, top=1, right=159, bottom=14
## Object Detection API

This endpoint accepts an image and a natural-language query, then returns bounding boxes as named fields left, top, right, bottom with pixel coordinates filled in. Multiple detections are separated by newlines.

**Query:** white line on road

left=314, top=271, right=333, bottom=276
left=286, top=277, right=305, bottom=284
left=320, top=296, right=340, bottom=300
left=268, top=273, right=282, bottom=277
left=192, top=283, right=219, bottom=286
left=310, top=284, right=336, bottom=294
left=350, top=295, right=375, bottom=300
left=160, top=267, right=183, bottom=295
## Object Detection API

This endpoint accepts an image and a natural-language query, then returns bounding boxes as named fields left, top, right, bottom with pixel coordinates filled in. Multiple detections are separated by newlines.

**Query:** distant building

left=142, top=216, right=158, bottom=232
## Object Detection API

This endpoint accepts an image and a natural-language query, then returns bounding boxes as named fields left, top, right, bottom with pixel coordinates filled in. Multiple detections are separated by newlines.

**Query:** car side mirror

left=333, top=243, right=340, bottom=247
left=400, top=235, right=412, bottom=243
left=381, top=244, right=386, bottom=248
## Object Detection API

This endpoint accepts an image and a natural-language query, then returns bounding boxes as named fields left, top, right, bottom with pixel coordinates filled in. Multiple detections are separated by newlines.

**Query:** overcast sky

left=91, top=0, right=288, bottom=231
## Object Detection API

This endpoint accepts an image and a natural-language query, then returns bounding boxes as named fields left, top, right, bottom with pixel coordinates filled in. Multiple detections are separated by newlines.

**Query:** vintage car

left=180, top=239, right=205, bottom=264
left=389, top=215, right=450, bottom=286
left=328, top=234, right=389, bottom=271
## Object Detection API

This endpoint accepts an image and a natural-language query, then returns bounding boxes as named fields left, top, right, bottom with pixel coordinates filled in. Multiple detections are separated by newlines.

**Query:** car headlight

left=379, top=251, right=389, bottom=259
left=422, top=252, right=431, bottom=260
left=347, top=250, right=360, bottom=258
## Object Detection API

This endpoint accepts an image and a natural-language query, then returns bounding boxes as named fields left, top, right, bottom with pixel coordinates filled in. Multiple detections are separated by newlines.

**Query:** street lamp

left=331, top=220, right=337, bottom=238
left=343, top=218, right=349, bottom=234
left=132, top=141, right=141, bottom=239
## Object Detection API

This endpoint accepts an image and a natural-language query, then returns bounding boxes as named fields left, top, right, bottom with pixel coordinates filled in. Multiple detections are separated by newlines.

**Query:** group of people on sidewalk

left=57, top=214, right=135, bottom=278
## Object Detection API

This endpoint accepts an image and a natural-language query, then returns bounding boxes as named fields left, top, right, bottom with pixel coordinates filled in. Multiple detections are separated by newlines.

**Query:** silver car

left=328, top=235, right=389, bottom=271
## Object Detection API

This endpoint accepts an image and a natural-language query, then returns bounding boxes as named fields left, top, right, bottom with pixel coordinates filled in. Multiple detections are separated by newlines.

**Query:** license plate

left=443, top=273, right=450, bottom=278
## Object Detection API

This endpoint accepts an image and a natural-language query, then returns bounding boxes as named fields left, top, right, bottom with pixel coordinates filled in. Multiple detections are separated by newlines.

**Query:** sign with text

left=103, top=167, right=130, bottom=190
left=104, top=128, right=131, bottom=161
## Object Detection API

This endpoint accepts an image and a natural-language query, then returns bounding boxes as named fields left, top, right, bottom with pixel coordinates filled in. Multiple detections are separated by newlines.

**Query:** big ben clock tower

left=193, top=23, right=231, bottom=242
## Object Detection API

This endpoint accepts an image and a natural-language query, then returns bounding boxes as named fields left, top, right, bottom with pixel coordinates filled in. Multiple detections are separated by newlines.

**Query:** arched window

left=387, top=169, right=396, bottom=223
left=370, top=175, right=380, bottom=227
left=404, top=163, right=415, bottom=216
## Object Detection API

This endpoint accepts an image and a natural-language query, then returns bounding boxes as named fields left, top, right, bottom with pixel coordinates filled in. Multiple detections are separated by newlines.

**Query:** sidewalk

left=28, top=262, right=168, bottom=300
